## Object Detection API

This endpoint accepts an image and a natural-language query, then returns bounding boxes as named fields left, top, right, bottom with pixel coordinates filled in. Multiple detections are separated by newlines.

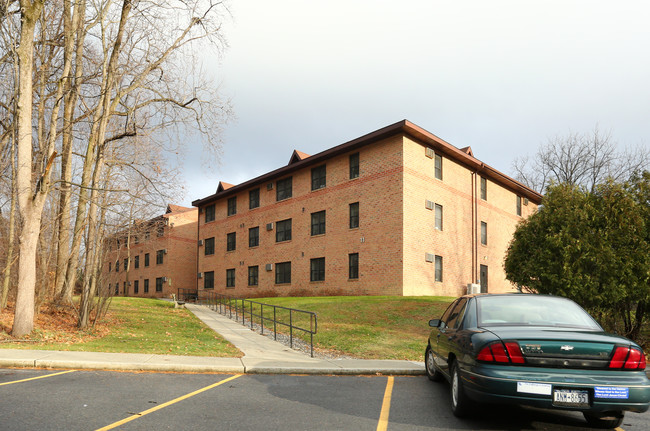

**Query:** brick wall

left=197, top=136, right=405, bottom=297
left=102, top=207, right=198, bottom=299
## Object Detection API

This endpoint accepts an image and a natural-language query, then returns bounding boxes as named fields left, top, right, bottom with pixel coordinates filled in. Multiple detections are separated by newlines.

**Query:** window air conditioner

left=425, top=200, right=435, bottom=210
left=267, top=183, right=274, bottom=190
left=198, top=239, right=204, bottom=246
left=198, top=272, right=203, bottom=279
left=266, top=222, right=274, bottom=231
left=265, top=264, right=273, bottom=271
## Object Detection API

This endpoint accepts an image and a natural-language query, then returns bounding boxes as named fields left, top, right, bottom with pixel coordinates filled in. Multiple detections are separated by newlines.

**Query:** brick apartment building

left=191, top=120, right=542, bottom=298
left=103, top=204, right=198, bottom=298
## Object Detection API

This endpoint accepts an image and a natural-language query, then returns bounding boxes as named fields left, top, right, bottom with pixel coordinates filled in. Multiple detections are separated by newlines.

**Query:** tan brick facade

left=103, top=205, right=198, bottom=298
left=193, top=120, right=542, bottom=298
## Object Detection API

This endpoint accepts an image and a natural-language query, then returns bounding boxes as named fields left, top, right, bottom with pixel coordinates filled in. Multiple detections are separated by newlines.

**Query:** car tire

left=450, top=361, right=472, bottom=417
left=425, top=346, right=443, bottom=382
left=582, top=411, right=624, bottom=429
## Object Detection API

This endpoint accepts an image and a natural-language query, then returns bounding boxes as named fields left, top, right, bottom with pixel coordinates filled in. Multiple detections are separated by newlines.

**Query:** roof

left=192, top=120, right=543, bottom=207
left=166, top=204, right=195, bottom=214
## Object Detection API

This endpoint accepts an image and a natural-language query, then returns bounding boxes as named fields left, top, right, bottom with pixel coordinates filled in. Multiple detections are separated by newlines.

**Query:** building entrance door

left=479, top=265, right=488, bottom=293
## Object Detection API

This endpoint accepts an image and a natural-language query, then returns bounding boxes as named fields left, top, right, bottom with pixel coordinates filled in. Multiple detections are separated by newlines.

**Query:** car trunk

left=483, top=326, right=632, bottom=369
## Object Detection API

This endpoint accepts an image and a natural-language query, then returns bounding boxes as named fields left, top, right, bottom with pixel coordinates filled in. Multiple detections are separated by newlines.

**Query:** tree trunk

left=13, top=0, right=46, bottom=337
left=1, top=134, right=17, bottom=310
left=54, top=0, right=86, bottom=303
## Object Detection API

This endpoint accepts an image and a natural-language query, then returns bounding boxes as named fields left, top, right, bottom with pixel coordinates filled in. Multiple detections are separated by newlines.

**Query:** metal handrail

left=177, top=288, right=318, bottom=357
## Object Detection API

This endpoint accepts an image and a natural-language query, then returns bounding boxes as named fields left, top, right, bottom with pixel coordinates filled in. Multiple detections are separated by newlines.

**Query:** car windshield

left=477, top=295, right=602, bottom=330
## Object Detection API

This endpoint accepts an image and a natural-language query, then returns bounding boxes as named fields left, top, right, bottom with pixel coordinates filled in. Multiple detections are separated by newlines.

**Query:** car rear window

left=477, top=295, right=601, bottom=330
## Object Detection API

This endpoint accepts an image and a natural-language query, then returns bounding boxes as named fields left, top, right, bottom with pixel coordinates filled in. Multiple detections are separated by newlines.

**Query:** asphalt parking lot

left=1, top=368, right=648, bottom=430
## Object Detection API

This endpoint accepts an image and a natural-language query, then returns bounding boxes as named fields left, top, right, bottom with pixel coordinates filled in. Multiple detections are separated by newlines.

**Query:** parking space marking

left=376, top=376, right=394, bottom=431
left=95, top=374, right=243, bottom=431
left=0, top=370, right=76, bottom=386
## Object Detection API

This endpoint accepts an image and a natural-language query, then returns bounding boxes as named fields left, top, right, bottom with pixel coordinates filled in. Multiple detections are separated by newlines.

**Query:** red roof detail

left=289, top=150, right=311, bottom=165
left=217, top=181, right=235, bottom=193
left=460, top=146, right=474, bottom=157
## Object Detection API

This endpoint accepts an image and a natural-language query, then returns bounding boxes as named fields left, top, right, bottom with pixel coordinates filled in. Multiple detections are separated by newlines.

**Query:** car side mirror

left=429, top=319, right=441, bottom=328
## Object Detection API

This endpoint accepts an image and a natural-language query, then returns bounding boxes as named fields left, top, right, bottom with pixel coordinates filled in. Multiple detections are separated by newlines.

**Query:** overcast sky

left=181, top=0, right=650, bottom=207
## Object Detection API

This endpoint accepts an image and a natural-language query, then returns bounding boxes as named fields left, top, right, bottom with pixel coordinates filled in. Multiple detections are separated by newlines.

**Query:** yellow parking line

left=0, top=370, right=76, bottom=386
left=377, top=376, right=394, bottom=431
left=95, top=374, right=243, bottom=431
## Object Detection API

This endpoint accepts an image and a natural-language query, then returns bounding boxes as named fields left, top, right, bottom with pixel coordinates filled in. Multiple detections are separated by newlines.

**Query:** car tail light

left=477, top=341, right=526, bottom=364
left=609, top=346, right=646, bottom=370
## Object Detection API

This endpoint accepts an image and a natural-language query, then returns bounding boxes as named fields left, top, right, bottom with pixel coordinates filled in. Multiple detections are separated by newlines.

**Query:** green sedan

left=425, top=293, right=650, bottom=429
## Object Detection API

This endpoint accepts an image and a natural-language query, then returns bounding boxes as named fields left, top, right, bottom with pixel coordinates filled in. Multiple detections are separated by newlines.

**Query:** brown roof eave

left=191, top=120, right=413, bottom=207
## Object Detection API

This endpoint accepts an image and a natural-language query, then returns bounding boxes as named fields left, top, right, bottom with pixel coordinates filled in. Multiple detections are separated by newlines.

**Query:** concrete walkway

left=0, top=303, right=425, bottom=376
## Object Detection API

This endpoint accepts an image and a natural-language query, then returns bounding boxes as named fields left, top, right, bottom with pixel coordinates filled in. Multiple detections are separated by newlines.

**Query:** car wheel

left=583, top=411, right=624, bottom=429
left=425, top=346, right=443, bottom=382
left=450, top=361, right=472, bottom=417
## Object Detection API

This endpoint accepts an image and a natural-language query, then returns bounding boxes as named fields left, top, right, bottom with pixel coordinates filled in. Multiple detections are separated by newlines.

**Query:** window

left=156, top=249, right=164, bottom=265
left=114, top=284, right=119, bottom=295
left=249, top=188, right=260, bottom=209
left=311, top=211, right=326, bottom=236
left=123, top=282, right=127, bottom=294
left=516, top=196, right=522, bottom=216
left=226, top=269, right=235, bottom=288
left=123, top=258, right=128, bottom=270
left=144, top=253, right=150, bottom=267
left=226, top=232, right=236, bottom=251
left=435, top=255, right=443, bottom=282
left=248, top=266, right=259, bottom=286
left=134, top=255, right=139, bottom=269
left=349, top=253, right=359, bottom=279
left=115, top=260, right=119, bottom=272
left=227, top=196, right=237, bottom=216
left=310, top=257, right=325, bottom=282
left=481, top=221, right=487, bottom=245
left=434, top=153, right=443, bottom=180
left=276, top=177, right=292, bottom=201
left=480, top=177, right=487, bottom=200
left=155, top=277, right=163, bottom=292
left=134, top=280, right=139, bottom=294
left=276, top=219, right=292, bottom=242
left=435, top=204, right=443, bottom=231
left=204, top=271, right=214, bottom=290
left=349, top=152, right=360, bottom=179
left=249, top=227, right=259, bottom=248
left=108, top=262, right=112, bottom=272
left=144, top=279, right=149, bottom=293
left=275, top=261, right=291, bottom=284
left=349, top=202, right=359, bottom=228
left=205, top=204, right=215, bottom=222
left=204, top=237, right=215, bottom=255
left=311, top=165, right=326, bottom=190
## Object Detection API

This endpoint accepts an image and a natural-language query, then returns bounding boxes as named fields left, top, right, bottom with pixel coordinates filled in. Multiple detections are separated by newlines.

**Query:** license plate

left=553, top=389, right=589, bottom=407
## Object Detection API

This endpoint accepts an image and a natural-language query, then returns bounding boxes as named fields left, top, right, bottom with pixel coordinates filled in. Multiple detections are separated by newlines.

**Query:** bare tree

left=512, top=127, right=650, bottom=193
left=2, top=0, right=231, bottom=335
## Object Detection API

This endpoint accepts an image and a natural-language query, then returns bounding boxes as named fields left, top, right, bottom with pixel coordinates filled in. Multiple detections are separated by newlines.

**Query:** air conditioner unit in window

left=524, top=198, right=529, bottom=206
left=198, top=239, right=204, bottom=246
left=266, top=222, right=274, bottom=231
left=425, top=147, right=435, bottom=159
left=162, top=277, right=168, bottom=283
left=267, top=183, right=274, bottom=190
left=163, top=249, right=168, bottom=254
left=265, top=264, right=273, bottom=271
left=425, top=200, right=435, bottom=210
left=425, top=253, right=435, bottom=263
left=197, top=272, right=203, bottom=279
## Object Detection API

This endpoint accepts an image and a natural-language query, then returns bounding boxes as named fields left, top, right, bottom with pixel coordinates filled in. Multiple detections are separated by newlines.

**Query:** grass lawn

left=254, top=296, right=455, bottom=360
left=0, top=298, right=241, bottom=358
